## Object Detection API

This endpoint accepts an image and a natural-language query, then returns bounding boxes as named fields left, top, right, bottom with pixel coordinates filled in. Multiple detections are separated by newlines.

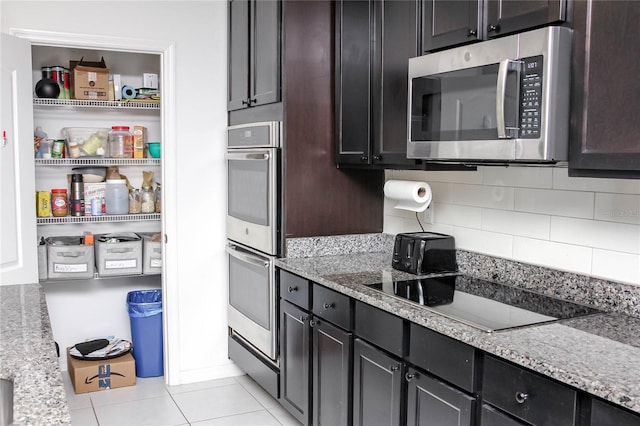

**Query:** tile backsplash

left=384, top=167, right=640, bottom=286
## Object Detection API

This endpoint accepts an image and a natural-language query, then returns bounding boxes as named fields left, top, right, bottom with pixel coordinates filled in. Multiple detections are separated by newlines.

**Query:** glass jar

left=154, top=184, right=161, bottom=213
left=129, top=189, right=141, bottom=214
left=108, top=126, right=133, bottom=158
left=141, top=186, right=156, bottom=213
left=105, top=179, right=129, bottom=215
left=51, top=189, right=68, bottom=217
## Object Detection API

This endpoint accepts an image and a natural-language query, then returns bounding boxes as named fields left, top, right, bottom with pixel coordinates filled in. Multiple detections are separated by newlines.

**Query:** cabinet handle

left=389, top=365, right=400, bottom=372
left=360, top=156, right=368, bottom=161
left=373, top=155, right=381, bottom=161
left=405, top=372, right=417, bottom=382
left=467, top=29, right=477, bottom=37
left=299, top=316, right=306, bottom=323
left=515, top=392, right=528, bottom=404
left=242, top=99, right=250, bottom=105
left=309, top=319, right=317, bottom=328
left=288, top=286, right=298, bottom=293
left=488, top=24, right=499, bottom=33
left=250, top=98, right=257, bottom=104
left=323, top=302, right=334, bottom=310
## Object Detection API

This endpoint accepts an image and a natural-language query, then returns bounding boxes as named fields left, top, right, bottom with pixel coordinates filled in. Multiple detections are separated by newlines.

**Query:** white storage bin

left=140, top=232, right=162, bottom=275
left=46, top=236, right=95, bottom=280
left=95, top=233, right=142, bottom=277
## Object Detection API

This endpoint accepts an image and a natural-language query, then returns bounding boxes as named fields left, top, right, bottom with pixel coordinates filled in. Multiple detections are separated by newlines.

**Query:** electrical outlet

left=423, top=203, right=434, bottom=224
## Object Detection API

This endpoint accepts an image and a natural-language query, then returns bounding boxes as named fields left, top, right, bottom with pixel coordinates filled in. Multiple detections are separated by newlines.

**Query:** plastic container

left=108, top=126, right=133, bottom=158
left=147, top=142, right=161, bottom=158
left=62, top=127, right=108, bottom=157
left=105, top=179, right=128, bottom=215
left=126, top=289, right=163, bottom=377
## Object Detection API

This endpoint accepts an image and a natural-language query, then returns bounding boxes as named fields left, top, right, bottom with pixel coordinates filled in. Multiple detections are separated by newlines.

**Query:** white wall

left=385, top=167, right=640, bottom=285
left=1, top=1, right=236, bottom=385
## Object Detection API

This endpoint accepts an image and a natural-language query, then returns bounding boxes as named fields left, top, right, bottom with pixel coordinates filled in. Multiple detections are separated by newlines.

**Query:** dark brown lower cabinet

left=280, top=301, right=310, bottom=425
left=480, top=404, right=525, bottom=426
left=353, top=338, right=403, bottom=426
left=406, top=367, right=475, bottom=426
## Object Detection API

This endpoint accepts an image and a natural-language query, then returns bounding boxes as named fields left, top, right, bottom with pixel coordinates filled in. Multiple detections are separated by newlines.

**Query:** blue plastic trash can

left=126, top=289, right=163, bottom=377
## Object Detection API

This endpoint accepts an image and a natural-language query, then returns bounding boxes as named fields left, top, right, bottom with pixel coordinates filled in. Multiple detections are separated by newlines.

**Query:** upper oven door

left=226, top=123, right=280, bottom=256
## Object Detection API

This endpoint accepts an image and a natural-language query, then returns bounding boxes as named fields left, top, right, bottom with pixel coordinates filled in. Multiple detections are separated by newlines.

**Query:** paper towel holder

left=383, top=180, right=432, bottom=212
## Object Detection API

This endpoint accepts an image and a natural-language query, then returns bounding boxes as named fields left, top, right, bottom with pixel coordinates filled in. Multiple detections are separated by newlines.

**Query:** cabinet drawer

left=280, top=269, right=311, bottom=309
left=312, top=284, right=352, bottom=330
left=355, top=301, right=405, bottom=357
left=483, top=356, right=577, bottom=426
left=481, top=404, right=526, bottom=426
left=408, top=323, right=477, bottom=393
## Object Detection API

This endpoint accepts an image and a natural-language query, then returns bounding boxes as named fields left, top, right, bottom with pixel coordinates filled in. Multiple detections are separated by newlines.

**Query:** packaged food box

left=95, top=233, right=142, bottom=277
left=139, top=232, right=162, bottom=275
left=46, top=236, right=95, bottom=280
left=70, top=57, right=109, bottom=100
left=62, top=127, right=109, bottom=158
left=67, top=348, right=135, bottom=394
left=83, top=182, right=106, bottom=215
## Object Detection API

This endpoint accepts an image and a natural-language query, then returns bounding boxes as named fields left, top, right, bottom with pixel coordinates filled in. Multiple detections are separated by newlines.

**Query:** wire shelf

left=37, top=213, right=160, bottom=225
left=35, top=158, right=160, bottom=166
left=33, top=98, right=160, bottom=110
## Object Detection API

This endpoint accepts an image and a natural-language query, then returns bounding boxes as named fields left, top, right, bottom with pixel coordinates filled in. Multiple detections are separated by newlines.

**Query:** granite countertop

left=276, top=251, right=640, bottom=414
left=0, top=284, right=71, bottom=424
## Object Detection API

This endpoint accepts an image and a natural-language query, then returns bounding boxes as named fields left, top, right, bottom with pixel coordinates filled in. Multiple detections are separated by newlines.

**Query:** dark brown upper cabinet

left=569, top=0, right=640, bottom=178
left=335, top=0, right=423, bottom=169
left=422, top=0, right=566, bottom=53
left=227, top=0, right=281, bottom=111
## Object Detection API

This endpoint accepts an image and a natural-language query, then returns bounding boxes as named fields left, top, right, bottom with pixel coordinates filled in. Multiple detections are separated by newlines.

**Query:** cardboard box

left=67, top=348, right=136, bottom=394
left=83, top=182, right=106, bottom=215
left=71, top=57, right=109, bottom=100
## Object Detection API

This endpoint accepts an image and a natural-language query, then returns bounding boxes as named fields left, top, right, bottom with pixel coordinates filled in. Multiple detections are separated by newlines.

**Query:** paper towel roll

left=384, top=180, right=432, bottom=212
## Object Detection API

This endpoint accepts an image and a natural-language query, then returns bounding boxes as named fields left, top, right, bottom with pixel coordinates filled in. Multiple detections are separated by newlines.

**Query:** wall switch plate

left=423, top=204, right=434, bottom=224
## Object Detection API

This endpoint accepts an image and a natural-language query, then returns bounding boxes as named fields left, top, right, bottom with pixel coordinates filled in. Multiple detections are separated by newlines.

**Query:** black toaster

left=392, top=232, right=457, bottom=275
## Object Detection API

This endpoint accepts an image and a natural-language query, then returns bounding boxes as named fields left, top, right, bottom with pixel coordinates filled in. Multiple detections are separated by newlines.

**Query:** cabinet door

left=353, top=338, right=403, bottom=426
left=250, top=0, right=281, bottom=107
left=313, top=318, right=352, bottom=426
left=335, top=0, right=372, bottom=165
left=591, top=399, right=640, bottom=426
left=280, top=300, right=311, bottom=425
left=372, top=0, right=423, bottom=168
left=406, top=367, right=475, bottom=426
left=228, top=0, right=250, bottom=111
left=422, top=0, right=481, bottom=53
left=0, top=33, right=38, bottom=285
left=569, top=1, right=640, bottom=178
left=485, top=0, right=565, bottom=38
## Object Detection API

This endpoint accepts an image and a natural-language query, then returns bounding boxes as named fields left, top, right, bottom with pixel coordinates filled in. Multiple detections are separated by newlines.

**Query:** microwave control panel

left=519, top=55, right=543, bottom=139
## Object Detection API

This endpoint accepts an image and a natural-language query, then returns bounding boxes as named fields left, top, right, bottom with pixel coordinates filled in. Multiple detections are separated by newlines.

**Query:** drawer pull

left=310, top=319, right=317, bottom=328
left=515, top=392, right=529, bottom=404
left=323, top=302, right=334, bottom=309
left=288, top=286, right=298, bottom=293
left=405, top=372, right=417, bottom=382
left=389, top=365, right=400, bottom=372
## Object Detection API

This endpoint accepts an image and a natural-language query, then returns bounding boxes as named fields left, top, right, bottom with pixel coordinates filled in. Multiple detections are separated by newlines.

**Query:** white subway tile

left=429, top=182, right=455, bottom=203
left=433, top=203, right=482, bottom=228
left=594, top=193, right=640, bottom=225
left=514, top=188, right=594, bottom=219
left=482, top=167, right=552, bottom=189
left=423, top=169, right=483, bottom=184
left=451, top=227, right=513, bottom=258
left=481, top=209, right=550, bottom=239
left=383, top=215, right=423, bottom=235
left=453, top=184, right=515, bottom=210
left=592, top=249, right=640, bottom=285
left=550, top=217, right=640, bottom=254
left=423, top=223, right=455, bottom=235
left=553, top=167, right=640, bottom=194
left=513, top=237, right=592, bottom=275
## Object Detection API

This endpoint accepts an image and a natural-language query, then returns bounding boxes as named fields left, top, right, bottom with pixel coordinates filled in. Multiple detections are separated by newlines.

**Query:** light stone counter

left=278, top=239, right=640, bottom=415
left=0, top=284, right=70, bottom=425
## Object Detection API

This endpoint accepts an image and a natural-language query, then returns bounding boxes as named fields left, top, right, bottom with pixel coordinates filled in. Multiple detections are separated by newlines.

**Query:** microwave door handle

left=496, top=59, right=522, bottom=139
left=226, top=246, right=271, bottom=268
left=226, top=152, right=270, bottom=161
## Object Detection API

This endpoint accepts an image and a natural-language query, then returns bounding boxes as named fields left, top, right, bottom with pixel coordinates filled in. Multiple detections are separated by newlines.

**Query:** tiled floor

left=64, top=374, right=303, bottom=425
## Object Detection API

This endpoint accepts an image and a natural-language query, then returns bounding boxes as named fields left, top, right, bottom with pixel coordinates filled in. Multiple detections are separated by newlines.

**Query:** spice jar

left=129, top=189, right=141, bottom=214
left=51, top=188, right=68, bottom=217
left=108, top=126, right=133, bottom=158
left=141, top=186, right=156, bottom=213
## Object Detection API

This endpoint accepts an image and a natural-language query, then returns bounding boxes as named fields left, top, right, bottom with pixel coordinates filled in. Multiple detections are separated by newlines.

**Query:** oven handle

left=226, top=152, right=270, bottom=161
left=496, top=59, right=522, bottom=139
left=226, top=245, right=271, bottom=268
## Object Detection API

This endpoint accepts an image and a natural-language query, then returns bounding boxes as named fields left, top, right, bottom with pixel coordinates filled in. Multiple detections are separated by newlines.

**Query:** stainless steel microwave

left=407, top=26, right=572, bottom=163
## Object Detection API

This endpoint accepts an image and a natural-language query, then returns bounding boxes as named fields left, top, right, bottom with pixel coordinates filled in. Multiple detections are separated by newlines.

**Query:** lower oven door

left=227, top=241, right=277, bottom=361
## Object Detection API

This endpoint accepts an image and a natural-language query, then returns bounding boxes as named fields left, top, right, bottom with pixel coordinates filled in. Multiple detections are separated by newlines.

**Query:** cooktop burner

left=365, top=274, right=601, bottom=332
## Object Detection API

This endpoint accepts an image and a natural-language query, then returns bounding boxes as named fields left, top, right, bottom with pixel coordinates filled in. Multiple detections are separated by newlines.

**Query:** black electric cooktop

left=366, top=274, right=601, bottom=332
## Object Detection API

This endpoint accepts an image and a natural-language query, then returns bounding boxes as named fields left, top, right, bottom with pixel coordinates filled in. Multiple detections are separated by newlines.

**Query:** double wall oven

left=226, top=121, right=281, bottom=397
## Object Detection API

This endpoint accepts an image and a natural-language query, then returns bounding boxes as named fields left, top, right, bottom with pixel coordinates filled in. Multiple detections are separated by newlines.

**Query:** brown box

left=67, top=348, right=136, bottom=394
left=71, top=57, right=109, bottom=100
